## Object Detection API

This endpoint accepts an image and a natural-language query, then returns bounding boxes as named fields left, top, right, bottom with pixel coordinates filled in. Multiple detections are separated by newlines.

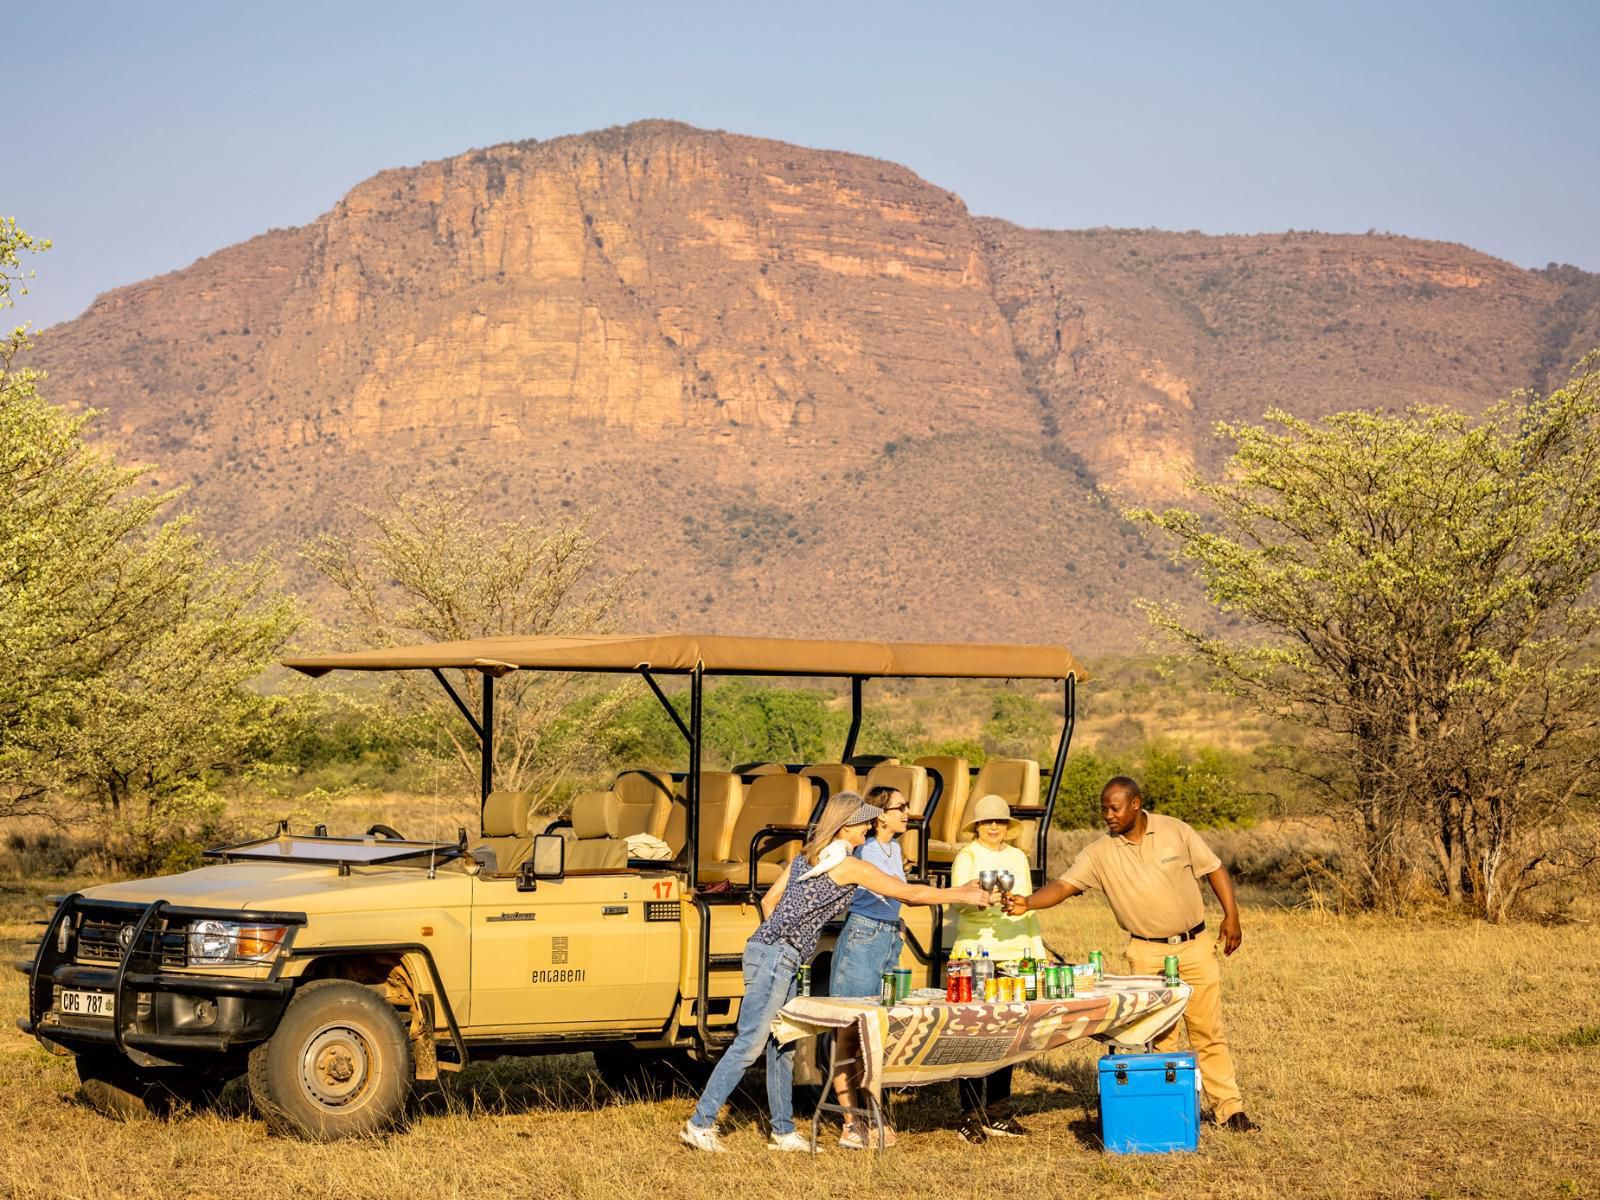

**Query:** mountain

left=28, top=121, right=1600, bottom=653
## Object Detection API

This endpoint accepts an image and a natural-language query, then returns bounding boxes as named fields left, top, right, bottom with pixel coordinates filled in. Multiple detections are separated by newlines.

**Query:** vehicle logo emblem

left=118, top=925, right=134, bottom=954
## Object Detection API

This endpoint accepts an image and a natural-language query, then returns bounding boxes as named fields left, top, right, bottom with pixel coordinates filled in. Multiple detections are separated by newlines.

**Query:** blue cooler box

left=1098, top=1051, right=1200, bottom=1153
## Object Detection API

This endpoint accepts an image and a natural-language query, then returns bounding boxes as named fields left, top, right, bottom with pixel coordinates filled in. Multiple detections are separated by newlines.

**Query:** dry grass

left=2, top=879, right=1597, bottom=1200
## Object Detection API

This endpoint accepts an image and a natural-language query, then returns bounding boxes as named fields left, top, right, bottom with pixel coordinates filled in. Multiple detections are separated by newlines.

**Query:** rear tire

left=247, top=979, right=412, bottom=1141
left=76, top=1053, right=228, bottom=1120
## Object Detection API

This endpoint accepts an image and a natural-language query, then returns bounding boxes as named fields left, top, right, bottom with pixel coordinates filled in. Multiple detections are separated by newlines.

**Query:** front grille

left=76, top=917, right=187, bottom=968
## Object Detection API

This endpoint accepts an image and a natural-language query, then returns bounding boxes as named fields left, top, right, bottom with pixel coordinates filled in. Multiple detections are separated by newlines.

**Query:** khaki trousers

left=1124, top=929, right=1244, bottom=1122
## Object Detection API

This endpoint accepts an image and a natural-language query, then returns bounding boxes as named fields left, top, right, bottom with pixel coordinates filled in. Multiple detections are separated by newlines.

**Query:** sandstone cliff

left=28, top=121, right=1600, bottom=652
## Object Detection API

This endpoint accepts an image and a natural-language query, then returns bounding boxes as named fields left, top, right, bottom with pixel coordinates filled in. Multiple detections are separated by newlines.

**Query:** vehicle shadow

left=412, top=1051, right=710, bottom=1118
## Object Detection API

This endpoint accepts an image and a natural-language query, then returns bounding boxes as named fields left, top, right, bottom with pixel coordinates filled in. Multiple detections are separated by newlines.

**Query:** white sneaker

left=767, top=1130, right=818, bottom=1153
left=680, top=1120, right=727, bottom=1152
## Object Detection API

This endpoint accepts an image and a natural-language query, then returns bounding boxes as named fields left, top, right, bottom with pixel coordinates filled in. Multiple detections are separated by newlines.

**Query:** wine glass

left=995, top=869, right=1016, bottom=898
left=977, top=869, right=999, bottom=893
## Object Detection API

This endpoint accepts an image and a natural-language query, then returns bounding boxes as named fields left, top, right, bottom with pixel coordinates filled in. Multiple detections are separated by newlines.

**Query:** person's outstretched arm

left=1006, top=878, right=1082, bottom=915
left=832, top=857, right=992, bottom=908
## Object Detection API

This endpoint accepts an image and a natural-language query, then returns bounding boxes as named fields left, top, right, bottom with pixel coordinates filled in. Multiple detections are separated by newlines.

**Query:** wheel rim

left=298, top=1022, right=377, bottom=1111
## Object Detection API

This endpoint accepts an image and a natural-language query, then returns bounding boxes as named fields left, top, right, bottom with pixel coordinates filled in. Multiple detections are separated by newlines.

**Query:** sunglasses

left=881, top=804, right=910, bottom=814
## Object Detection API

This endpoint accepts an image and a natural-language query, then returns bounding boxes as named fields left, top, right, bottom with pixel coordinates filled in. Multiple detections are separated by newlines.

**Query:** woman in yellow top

left=948, top=793, right=1046, bottom=1142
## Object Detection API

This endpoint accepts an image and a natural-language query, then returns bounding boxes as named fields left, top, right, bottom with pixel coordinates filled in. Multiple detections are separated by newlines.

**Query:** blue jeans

left=828, top=912, right=903, bottom=998
left=689, top=939, right=800, bottom=1135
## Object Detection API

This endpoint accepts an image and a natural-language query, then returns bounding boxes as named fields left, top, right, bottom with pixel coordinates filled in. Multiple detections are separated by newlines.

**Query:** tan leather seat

left=663, top=797, right=688, bottom=857
left=612, top=769, right=675, bottom=840
left=864, top=763, right=932, bottom=869
left=734, top=762, right=790, bottom=777
left=565, top=790, right=629, bottom=871
left=800, top=763, right=858, bottom=803
left=474, top=789, right=536, bottom=873
left=698, top=774, right=816, bottom=885
left=693, top=772, right=745, bottom=869
left=971, top=758, right=1042, bottom=859
left=915, top=755, right=972, bottom=866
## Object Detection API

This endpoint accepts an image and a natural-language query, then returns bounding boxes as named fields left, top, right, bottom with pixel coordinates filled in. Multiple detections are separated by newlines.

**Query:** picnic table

left=773, top=975, right=1190, bottom=1148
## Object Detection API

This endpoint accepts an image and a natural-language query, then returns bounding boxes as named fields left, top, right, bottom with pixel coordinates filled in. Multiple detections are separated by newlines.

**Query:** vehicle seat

left=474, top=789, right=536, bottom=874
left=732, top=761, right=790, bottom=777
left=800, top=763, right=858, bottom=804
left=864, top=763, right=932, bottom=870
left=699, top=774, right=816, bottom=885
left=971, top=758, right=1042, bottom=858
left=612, top=769, right=675, bottom=840
left=694, top=772, right=746, bottom=868
left=916, top=755, right=972, bottom=867
left=565, top=790, right=629, bottom=871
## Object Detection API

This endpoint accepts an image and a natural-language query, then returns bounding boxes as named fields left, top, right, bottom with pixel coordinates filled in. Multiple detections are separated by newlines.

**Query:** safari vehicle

left=19, top=634, right=1078, bottom=1140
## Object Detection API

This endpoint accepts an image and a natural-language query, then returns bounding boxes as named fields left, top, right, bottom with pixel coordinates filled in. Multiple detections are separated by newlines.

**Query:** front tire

left=247, top=979, right=412, bottom=1141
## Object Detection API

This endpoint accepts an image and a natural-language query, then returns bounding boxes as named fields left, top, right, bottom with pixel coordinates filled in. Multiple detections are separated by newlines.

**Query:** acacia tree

left=302, top=489, right=636, bottom=811
left=1130, top=359, right=1600, bottom=920
left=0, top=219, right=300, bottom=843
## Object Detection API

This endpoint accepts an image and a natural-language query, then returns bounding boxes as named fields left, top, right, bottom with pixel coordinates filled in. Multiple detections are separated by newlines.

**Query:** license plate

left=58, top=989, right=116, bottom=1018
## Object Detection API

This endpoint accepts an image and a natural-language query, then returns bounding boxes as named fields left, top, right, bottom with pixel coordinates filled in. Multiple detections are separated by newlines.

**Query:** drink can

left=797, top=965, right=811, bottom=997
left=1061, top=965, right=1076, bottom=998
left=881, top=970, right=897, bottom=1006
left=1045, top=965, right=1061, bottom=999
left=894, top=967, right=912, bottom=1002
left=983, top=977, right=999, bottom=1003
left=1089, top=949, right=1104, bottom=980
left=1163, top=954, right=1181, bottom=985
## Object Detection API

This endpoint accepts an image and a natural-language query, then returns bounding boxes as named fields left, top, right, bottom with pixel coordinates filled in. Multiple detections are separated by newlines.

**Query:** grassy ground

left=2, top=880, right=1597, bottom=1200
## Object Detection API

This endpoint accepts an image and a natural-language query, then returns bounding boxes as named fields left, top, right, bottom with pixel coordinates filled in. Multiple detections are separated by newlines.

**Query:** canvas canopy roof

left=282, top=633, right=1081, bottom=680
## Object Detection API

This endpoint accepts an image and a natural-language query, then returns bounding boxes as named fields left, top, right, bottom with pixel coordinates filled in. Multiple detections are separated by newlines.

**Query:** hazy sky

left=8, top=0, right=1598, bottom=329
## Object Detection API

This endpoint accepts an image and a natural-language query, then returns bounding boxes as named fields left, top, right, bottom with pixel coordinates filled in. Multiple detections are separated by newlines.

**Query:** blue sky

left=8, top=0, right=1598, bottom=329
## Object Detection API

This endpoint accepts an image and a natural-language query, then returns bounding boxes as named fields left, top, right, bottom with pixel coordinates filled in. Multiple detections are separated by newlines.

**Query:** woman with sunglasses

left=948, top=793, right=1047, bottom=1143
left=681, top=791, right=992, bottom=1154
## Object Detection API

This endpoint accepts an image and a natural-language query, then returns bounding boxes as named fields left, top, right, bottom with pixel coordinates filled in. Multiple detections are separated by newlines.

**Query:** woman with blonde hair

left=682, top=791, right=993, bottom=1153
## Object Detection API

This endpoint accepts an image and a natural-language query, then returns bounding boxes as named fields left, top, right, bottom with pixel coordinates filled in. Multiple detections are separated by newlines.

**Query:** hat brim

left=963, top=806, right=1022, bottom=830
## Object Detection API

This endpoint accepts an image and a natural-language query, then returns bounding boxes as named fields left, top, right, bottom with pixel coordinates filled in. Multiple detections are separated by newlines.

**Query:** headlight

left=186, top=920, right=288, bottom=965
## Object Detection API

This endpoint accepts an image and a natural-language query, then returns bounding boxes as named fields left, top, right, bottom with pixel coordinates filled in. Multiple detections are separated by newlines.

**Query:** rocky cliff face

left=29, top=122, right=1600, bottom=651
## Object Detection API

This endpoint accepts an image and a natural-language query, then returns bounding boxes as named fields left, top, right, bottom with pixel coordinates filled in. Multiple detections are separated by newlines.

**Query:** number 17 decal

left=652, top=880, right=673, bottom=899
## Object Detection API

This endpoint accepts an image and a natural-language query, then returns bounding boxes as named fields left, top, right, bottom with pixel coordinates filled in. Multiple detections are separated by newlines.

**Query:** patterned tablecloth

left=772, top=975, right=1190, bottom=1102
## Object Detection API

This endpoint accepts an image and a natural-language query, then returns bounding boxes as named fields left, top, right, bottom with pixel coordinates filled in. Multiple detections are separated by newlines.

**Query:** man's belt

left=1130, top=921, right=1206, bottom=945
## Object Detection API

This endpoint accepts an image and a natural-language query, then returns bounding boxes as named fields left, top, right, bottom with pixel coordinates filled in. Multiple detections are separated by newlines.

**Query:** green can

left=1163, top=954, right=1181, bottom=986
left=1089, top=949, right=1104, bottom=981
left=1061, top=964, right=1075, bottom=998
left=893, top=967, right=912, bottom=1002
left=881, top=970, right=898, bottom=1006
left=797, top=964, right=811, bottom=997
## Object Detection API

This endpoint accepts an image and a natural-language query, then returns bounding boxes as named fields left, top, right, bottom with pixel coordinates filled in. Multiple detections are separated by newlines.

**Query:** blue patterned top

left=749, top=852, right=858, bottom=962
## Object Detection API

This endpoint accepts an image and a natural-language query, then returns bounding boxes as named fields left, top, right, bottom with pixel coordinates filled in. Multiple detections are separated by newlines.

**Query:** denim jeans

left=828, top=912, right=903, bottom=999
left=689, top=938, right=800, bottom=1135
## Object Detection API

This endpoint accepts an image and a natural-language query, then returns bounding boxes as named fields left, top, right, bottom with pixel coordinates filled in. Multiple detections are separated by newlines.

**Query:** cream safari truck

left=19, top=634, right=1079, bottom=1140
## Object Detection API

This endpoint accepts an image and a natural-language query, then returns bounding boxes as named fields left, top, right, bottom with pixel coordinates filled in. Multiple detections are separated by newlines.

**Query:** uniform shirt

left=949, top=841, right=1046, bottom=961
left=847, top=836, right=905, bottom=923
left=1059, top=812, right=1222, bottom=939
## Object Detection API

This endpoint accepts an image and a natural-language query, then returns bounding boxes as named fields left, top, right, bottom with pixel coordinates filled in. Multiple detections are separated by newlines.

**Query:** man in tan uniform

left=1006, top=776, right=1258, bottom=1132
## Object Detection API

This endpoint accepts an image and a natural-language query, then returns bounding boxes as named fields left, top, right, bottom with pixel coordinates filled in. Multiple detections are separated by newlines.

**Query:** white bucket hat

left=963, top=793, right=1020, bottom=830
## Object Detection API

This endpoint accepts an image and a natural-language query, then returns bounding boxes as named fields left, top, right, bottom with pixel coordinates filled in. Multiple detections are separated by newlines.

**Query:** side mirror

left=517, top=835, right=566, bottom=891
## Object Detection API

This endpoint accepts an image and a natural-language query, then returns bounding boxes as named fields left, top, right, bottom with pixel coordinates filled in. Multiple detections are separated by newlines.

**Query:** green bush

left=982, top=691, right=1057, bottom=760
left=1053, top=739, right=1254, bottom=829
